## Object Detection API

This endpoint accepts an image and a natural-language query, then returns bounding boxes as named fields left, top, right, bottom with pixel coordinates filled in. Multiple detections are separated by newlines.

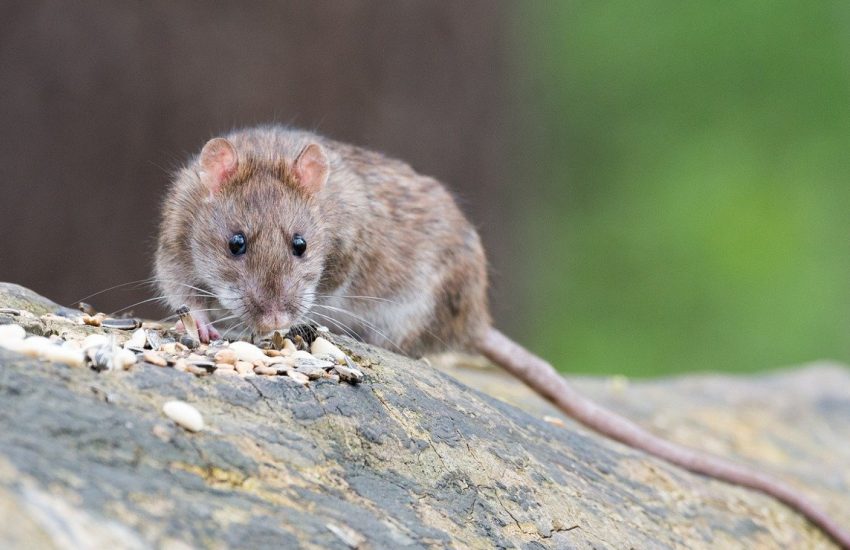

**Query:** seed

left=253, top=365, right=278, bottom=376
left=173, top=359, right=189, bottom=372
left=294, top=364, right=326, bottom=380
left=293, top=355, right=334, bottom=370
left=162, top=400, right=204, bottom=432
left=180, top=335, right=199, bottom=350
left=0, top=324, right=26, bottom=342
left=125, top=328, right=147, bottom=350
left=82, top=314, right=103, bottom=327
left=141, top=321, right=165, bottom=330
left=77, top=302, right=97, bottom=315
left=543, top=416, right=565, bottom=427
left=214, top=368, right=238, bottom=376
left=160, top=342, right=187, bottom=354
left=229, top=341, right=268, bottom=363
left=186, top=364, right=207, bottom=376
left=112, top=348, right=137, bottom=370
left=188, top=360, right=216, bottom=373
left=214, top=349, right=237, bottom=365
left=143, top=351, right=168, bottom=367
left=265, top=356, right=293, bottom=368
left=287, top=371, right=309, bottom=385
left=263, top=349, right=281, bottom=357
left=0, top=308, right=22, bottom=316
left=82, top=334, right=110, bottom=350
left=310, top=337, right=346, bottom=363
left=19, top=336, right=52, bottom=358
left=215, top=362, right=235, bottom=371
left=282, top=338, right=297, bottom=354
left=41, top=345, right=86, bottom=368
left=234, top=361, right=253, bottom=375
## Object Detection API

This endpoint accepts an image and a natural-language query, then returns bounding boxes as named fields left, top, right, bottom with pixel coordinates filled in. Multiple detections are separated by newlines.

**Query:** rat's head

left=188, top=137, right=329, bottom=334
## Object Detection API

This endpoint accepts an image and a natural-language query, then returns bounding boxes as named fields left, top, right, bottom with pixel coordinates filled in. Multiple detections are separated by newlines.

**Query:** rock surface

left=0, top=282, right=848, bottom=549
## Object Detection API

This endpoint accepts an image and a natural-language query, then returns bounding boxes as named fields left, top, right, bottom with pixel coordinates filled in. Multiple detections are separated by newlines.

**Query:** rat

left=155, top=125, right=849, bottom=548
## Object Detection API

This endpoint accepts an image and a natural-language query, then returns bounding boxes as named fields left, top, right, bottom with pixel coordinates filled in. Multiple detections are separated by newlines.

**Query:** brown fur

left=155, top=125, right=848, bottom=547
left=156, top=125, right=490, bottom=354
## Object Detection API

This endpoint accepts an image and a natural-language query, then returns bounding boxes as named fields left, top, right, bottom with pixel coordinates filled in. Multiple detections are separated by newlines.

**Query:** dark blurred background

left=2, top=2, right=849, bottom=377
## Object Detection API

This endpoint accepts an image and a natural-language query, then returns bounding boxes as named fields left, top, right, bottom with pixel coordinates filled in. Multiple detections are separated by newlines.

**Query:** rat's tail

left=477, top=327, right=850, bottom=549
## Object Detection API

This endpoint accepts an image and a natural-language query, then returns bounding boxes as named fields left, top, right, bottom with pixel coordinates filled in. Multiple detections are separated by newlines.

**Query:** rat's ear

left=292, top=143, right=329, bottom=194
left=199, top=138, right=238, bottom=195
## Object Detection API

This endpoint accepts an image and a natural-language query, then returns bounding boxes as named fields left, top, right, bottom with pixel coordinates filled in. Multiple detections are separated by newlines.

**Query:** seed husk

left=0, top=308, right=22, bottom=316
left=102, top=317, right=140, bottom=330
left=175, top=305, right=200, bottom=342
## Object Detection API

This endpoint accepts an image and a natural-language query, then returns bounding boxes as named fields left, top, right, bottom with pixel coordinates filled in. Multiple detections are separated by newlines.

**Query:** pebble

left=229, top=341, right=268, bottom=363
left=214, top=349, right=237, bottom=365
left=0, top=324, right=26, bottom=342
left=102, top=317, right=140, bottom=330
left=162, top=400, right=204, bottom=432
left=311, top=337, right=346, bottom=363
left=143, top=351, right=168, bottom=367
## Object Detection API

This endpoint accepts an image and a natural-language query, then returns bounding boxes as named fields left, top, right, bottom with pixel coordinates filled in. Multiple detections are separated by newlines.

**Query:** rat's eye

left=292, top=234, right=307, bottom=257
left=228, top=232, right=247, bottom=256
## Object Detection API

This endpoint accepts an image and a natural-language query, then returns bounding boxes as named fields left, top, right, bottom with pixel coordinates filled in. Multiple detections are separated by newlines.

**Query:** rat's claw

left=176, top=316, right=221, bottom=343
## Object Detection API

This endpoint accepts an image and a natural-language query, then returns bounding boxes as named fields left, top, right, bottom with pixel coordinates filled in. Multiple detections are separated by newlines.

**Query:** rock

left=0, top=282, right=848, bottom=548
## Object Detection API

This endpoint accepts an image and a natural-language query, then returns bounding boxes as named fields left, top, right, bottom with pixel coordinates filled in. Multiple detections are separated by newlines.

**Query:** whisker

left=67, top=277, right=159, bottom=307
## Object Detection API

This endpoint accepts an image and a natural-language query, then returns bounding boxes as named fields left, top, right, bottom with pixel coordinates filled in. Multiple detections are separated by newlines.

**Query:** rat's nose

left=256, top=311, right=290, bottom=333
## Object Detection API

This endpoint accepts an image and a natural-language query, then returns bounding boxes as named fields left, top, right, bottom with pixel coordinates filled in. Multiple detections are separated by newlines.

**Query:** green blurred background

left=2, top=2, right=848, bottom=378
left=518, top=2, right=850, bottom=376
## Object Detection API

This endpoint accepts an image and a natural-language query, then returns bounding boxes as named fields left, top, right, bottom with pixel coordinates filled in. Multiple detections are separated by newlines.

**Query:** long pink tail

left=478, top=328, right=850, bottom=549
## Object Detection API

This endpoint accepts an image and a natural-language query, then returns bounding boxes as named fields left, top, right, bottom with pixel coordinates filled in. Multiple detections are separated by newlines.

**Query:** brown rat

left=156, top=125, right=849, bottom=548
